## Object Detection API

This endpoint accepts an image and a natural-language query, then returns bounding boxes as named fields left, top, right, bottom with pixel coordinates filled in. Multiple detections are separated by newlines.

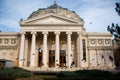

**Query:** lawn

left=0, top=67, right=120, bottom=80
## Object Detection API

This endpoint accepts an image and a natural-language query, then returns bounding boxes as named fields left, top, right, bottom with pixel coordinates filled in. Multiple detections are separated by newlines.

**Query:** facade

left=0, top=3, right=115, bottom=71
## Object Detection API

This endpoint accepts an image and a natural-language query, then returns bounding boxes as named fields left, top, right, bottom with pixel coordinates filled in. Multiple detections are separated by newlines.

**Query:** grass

left=0, top=67, right=120, bottom=80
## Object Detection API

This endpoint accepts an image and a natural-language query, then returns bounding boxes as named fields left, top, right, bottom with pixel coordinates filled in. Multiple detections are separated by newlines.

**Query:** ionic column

left=19, top=32, right=26, bottom=67
left=55, top=31, right=60, bottom=68
left=66, top=31, right=72, bottom=68
left=42, top=31, right=48, bottom=68
left=77, top=32, right=83, bottom=67
left=30, top=31, right=36, bottom=67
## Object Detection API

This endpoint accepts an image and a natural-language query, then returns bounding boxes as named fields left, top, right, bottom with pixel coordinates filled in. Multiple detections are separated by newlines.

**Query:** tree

left=107, top=2, right=120, bottom=68
left=115, top=3, right=120, bottom=16
left=107, top=2, right=120, bottom=41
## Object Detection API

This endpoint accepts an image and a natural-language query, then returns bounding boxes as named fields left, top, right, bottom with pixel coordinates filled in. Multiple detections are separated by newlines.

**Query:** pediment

left=20, top=14, right=79, bottom=25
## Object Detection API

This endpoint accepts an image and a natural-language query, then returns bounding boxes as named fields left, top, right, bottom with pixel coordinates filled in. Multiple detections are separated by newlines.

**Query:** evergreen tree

left=107, top=2, right=120, bottom=41
left=107, top=2, right=120, bottom=67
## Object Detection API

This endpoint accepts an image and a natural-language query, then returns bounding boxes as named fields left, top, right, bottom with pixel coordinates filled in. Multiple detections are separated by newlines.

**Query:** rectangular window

left=82, top=39, right=86, bottom=61
left=60, top=50, right=66, bottom=54
left=49, top=50, right=55, bottom=54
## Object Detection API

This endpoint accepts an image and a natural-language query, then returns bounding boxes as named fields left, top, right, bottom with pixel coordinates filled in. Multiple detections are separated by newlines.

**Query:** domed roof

left=28, top=2, right=83, bottom=22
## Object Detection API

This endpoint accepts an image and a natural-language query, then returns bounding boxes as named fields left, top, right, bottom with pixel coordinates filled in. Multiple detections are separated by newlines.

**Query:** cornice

left=20, top=23, right=83, bottom=26
left=0, top=32, right=20, bottom=36
left=87, top=32, right=112, bottom=37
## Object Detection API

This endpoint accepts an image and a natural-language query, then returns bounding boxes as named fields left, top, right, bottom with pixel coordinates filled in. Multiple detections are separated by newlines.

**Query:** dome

left=28, top=2, right=83, bottom=22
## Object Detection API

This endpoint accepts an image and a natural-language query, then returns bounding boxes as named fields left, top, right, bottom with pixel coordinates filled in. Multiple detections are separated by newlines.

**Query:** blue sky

left=0, top=0, right=120, bottom=32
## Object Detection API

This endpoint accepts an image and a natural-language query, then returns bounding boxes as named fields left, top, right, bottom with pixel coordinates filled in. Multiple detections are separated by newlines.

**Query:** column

left=96, top=49, right=99, bottom=66
left=66, top=31, right=72, bottom=68
left=77, top=32, right=83, bottom=67
left=19, top=32, right=25, bottom=67
left=55, top=31, right=60, bottom=68
left=30, top=31, right=36, bottom=67
left=42, top=31, right=48, bottom=68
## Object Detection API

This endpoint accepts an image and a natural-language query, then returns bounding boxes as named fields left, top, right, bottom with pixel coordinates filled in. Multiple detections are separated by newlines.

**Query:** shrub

left=0, top=67, right=32, bottom=80
left=75, top=69, right=112, bottom=79
left=56, top=71, right=66, bottom=78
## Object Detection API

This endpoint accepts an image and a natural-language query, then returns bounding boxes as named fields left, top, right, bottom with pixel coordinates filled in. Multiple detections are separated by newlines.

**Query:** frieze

left=0, top=46, right=17, bottom=50
left=88, top=46, right=113, bottom=50
left=0, top=38, right=17, bottom=44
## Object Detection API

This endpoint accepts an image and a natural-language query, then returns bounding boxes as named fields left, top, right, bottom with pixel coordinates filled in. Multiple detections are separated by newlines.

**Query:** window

left=0, top=39, right=2, bottom=44
left=60, top=50, right=66, bottom=54
left=82, top=39, right=86, bottom=61
left=49, top=50, right=55, bottom=54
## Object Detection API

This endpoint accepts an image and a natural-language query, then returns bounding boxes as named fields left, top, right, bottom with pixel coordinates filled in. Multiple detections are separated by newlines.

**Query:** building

left=0, top=2, right=115, bottom=71
left=0, top=59, right=14, bottom=68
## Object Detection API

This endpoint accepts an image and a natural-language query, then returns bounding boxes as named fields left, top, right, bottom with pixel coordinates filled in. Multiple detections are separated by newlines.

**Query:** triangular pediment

left=20, top=14, right=79, bottom=25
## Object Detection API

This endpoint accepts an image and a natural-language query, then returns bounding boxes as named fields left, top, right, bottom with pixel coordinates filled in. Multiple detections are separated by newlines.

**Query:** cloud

left=0, top=0, right=120, bottom=32
left=0, top=18, right=20, bottom=32
left=76, top=0, right=120, bottom=32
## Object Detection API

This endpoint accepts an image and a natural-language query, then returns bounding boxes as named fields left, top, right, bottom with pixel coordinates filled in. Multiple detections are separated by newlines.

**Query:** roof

left=28, top=2, right=83, bottom=22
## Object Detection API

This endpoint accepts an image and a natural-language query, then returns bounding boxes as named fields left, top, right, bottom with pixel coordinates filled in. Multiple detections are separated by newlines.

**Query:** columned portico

left=30, top=31, right=36, bottom=67
left=19, top=32, right=25, bottom=67
left=55, top=31, right=60, bottom=68
left=42, top=31, right=48, bottom=68
left=66, top=31, right=72, bottom=68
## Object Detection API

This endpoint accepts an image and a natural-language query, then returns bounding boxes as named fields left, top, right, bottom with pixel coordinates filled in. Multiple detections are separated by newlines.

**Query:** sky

left=0, top=0, right=120, bottom=32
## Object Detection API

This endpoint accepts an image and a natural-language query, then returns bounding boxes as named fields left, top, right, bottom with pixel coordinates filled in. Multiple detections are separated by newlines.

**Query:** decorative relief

left=10, top=53, right=14, bottom=56
left=2, top=53, right=7, bottom=56
left=91, top=39, right=96, bottom=44
left=11, top=39, right=16, bottom=44
left=105, top=39, right=111, bottom=44
left=98, top=39, right=103, bottom=44
left=4, top=39, right=9, bottom=44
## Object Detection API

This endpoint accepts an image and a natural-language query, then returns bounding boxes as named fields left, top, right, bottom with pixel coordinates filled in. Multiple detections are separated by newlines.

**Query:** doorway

left=60, top=50, right=66, bottom=67
left=49, top=50, right=55, bottom=67
left=38, top=48, right=43, bottom=67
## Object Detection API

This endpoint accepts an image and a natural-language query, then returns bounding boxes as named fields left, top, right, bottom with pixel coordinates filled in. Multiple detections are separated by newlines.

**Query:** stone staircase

left=23, top=67, right=81, bottom=72
left=22, top=66, right=115, bottom=72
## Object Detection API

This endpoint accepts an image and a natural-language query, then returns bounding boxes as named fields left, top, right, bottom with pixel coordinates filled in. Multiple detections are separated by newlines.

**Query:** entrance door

left=38, top=49, right=43, bottom=67
left=49, top=50, right=55, bottom=67
left=60, top=50, right=66, bottom=67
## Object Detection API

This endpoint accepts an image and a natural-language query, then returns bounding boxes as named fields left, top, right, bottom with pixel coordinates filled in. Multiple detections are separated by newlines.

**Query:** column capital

left=66, top=31, right=72, bottom=35
left=42, top=31, right=48, bottom=35
left=31, top=31, right=37, bottom=34
left=54, top=31, right=60, bottom=35
left=20, top=31, right=26, bottom=35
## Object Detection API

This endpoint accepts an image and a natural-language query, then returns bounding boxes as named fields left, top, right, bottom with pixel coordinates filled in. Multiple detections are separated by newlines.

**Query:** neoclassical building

left=0, top=3, right=115, bottom=70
